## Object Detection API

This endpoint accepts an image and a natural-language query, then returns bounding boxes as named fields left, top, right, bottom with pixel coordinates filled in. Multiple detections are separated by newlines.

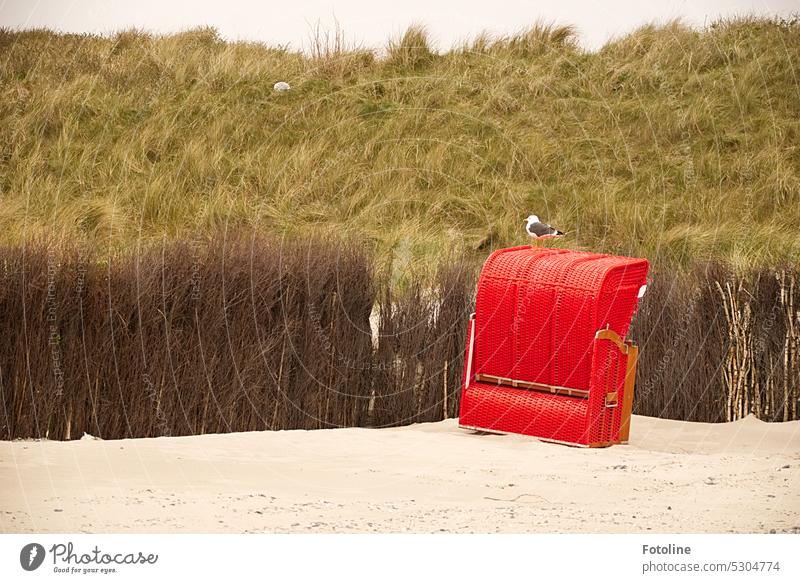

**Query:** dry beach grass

left=1, top=18, right=799, bottom=269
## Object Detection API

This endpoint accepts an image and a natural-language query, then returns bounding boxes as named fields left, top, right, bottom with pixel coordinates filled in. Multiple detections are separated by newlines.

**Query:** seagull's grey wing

left=529, top=222, right=557, bottom=237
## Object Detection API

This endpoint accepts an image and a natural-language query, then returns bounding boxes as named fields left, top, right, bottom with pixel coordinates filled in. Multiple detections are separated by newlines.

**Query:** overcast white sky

left=1, top=0, right=798, bottom=51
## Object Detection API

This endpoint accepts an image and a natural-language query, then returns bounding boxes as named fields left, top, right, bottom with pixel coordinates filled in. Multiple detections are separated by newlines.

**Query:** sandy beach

left=2, top=415, right=798, bottom=533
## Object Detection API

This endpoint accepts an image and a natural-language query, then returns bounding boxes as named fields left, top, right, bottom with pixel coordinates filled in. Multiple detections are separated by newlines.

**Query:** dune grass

left=0, top=18, right=799, bottom=270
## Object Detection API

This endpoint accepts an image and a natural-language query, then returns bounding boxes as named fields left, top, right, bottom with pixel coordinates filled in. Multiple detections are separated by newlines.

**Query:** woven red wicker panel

left=460, top=382, right=589, bottom=444
left=460, top=246, right=648, bottom=446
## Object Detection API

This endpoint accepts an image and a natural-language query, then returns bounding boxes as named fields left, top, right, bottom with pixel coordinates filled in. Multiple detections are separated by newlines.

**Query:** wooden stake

left=442, top=360, right=448, bottom=419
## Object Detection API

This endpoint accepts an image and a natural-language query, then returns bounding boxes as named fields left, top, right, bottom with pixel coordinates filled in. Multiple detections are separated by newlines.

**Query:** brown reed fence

left=630, top=264, right=800, bottom=423
left=0, top=239, right=797, bottom=441
left=0, top=236, right=475, bottom=440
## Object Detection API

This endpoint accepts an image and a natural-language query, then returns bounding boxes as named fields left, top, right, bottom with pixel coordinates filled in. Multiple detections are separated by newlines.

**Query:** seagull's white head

left=525, top=214, right=539, bottom=225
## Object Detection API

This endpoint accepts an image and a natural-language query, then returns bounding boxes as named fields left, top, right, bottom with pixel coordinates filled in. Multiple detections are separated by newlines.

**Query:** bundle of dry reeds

left=0, top=236, right=474, bottom=439
left=631, top=264, right=799, bottom=422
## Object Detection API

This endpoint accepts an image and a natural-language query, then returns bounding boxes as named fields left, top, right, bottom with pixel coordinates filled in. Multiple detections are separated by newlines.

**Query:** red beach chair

left=459, top=246, right=648, bottom=447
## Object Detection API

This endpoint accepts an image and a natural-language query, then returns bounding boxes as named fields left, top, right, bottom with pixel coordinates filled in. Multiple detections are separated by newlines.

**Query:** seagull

left=273, top=81, right=291, bottom=92
left=524, top=214, right=564, bottom=241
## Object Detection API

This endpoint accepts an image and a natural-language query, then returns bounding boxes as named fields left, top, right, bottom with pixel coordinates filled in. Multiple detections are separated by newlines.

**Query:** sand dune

left=1, top=415, right=798, bottom=533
